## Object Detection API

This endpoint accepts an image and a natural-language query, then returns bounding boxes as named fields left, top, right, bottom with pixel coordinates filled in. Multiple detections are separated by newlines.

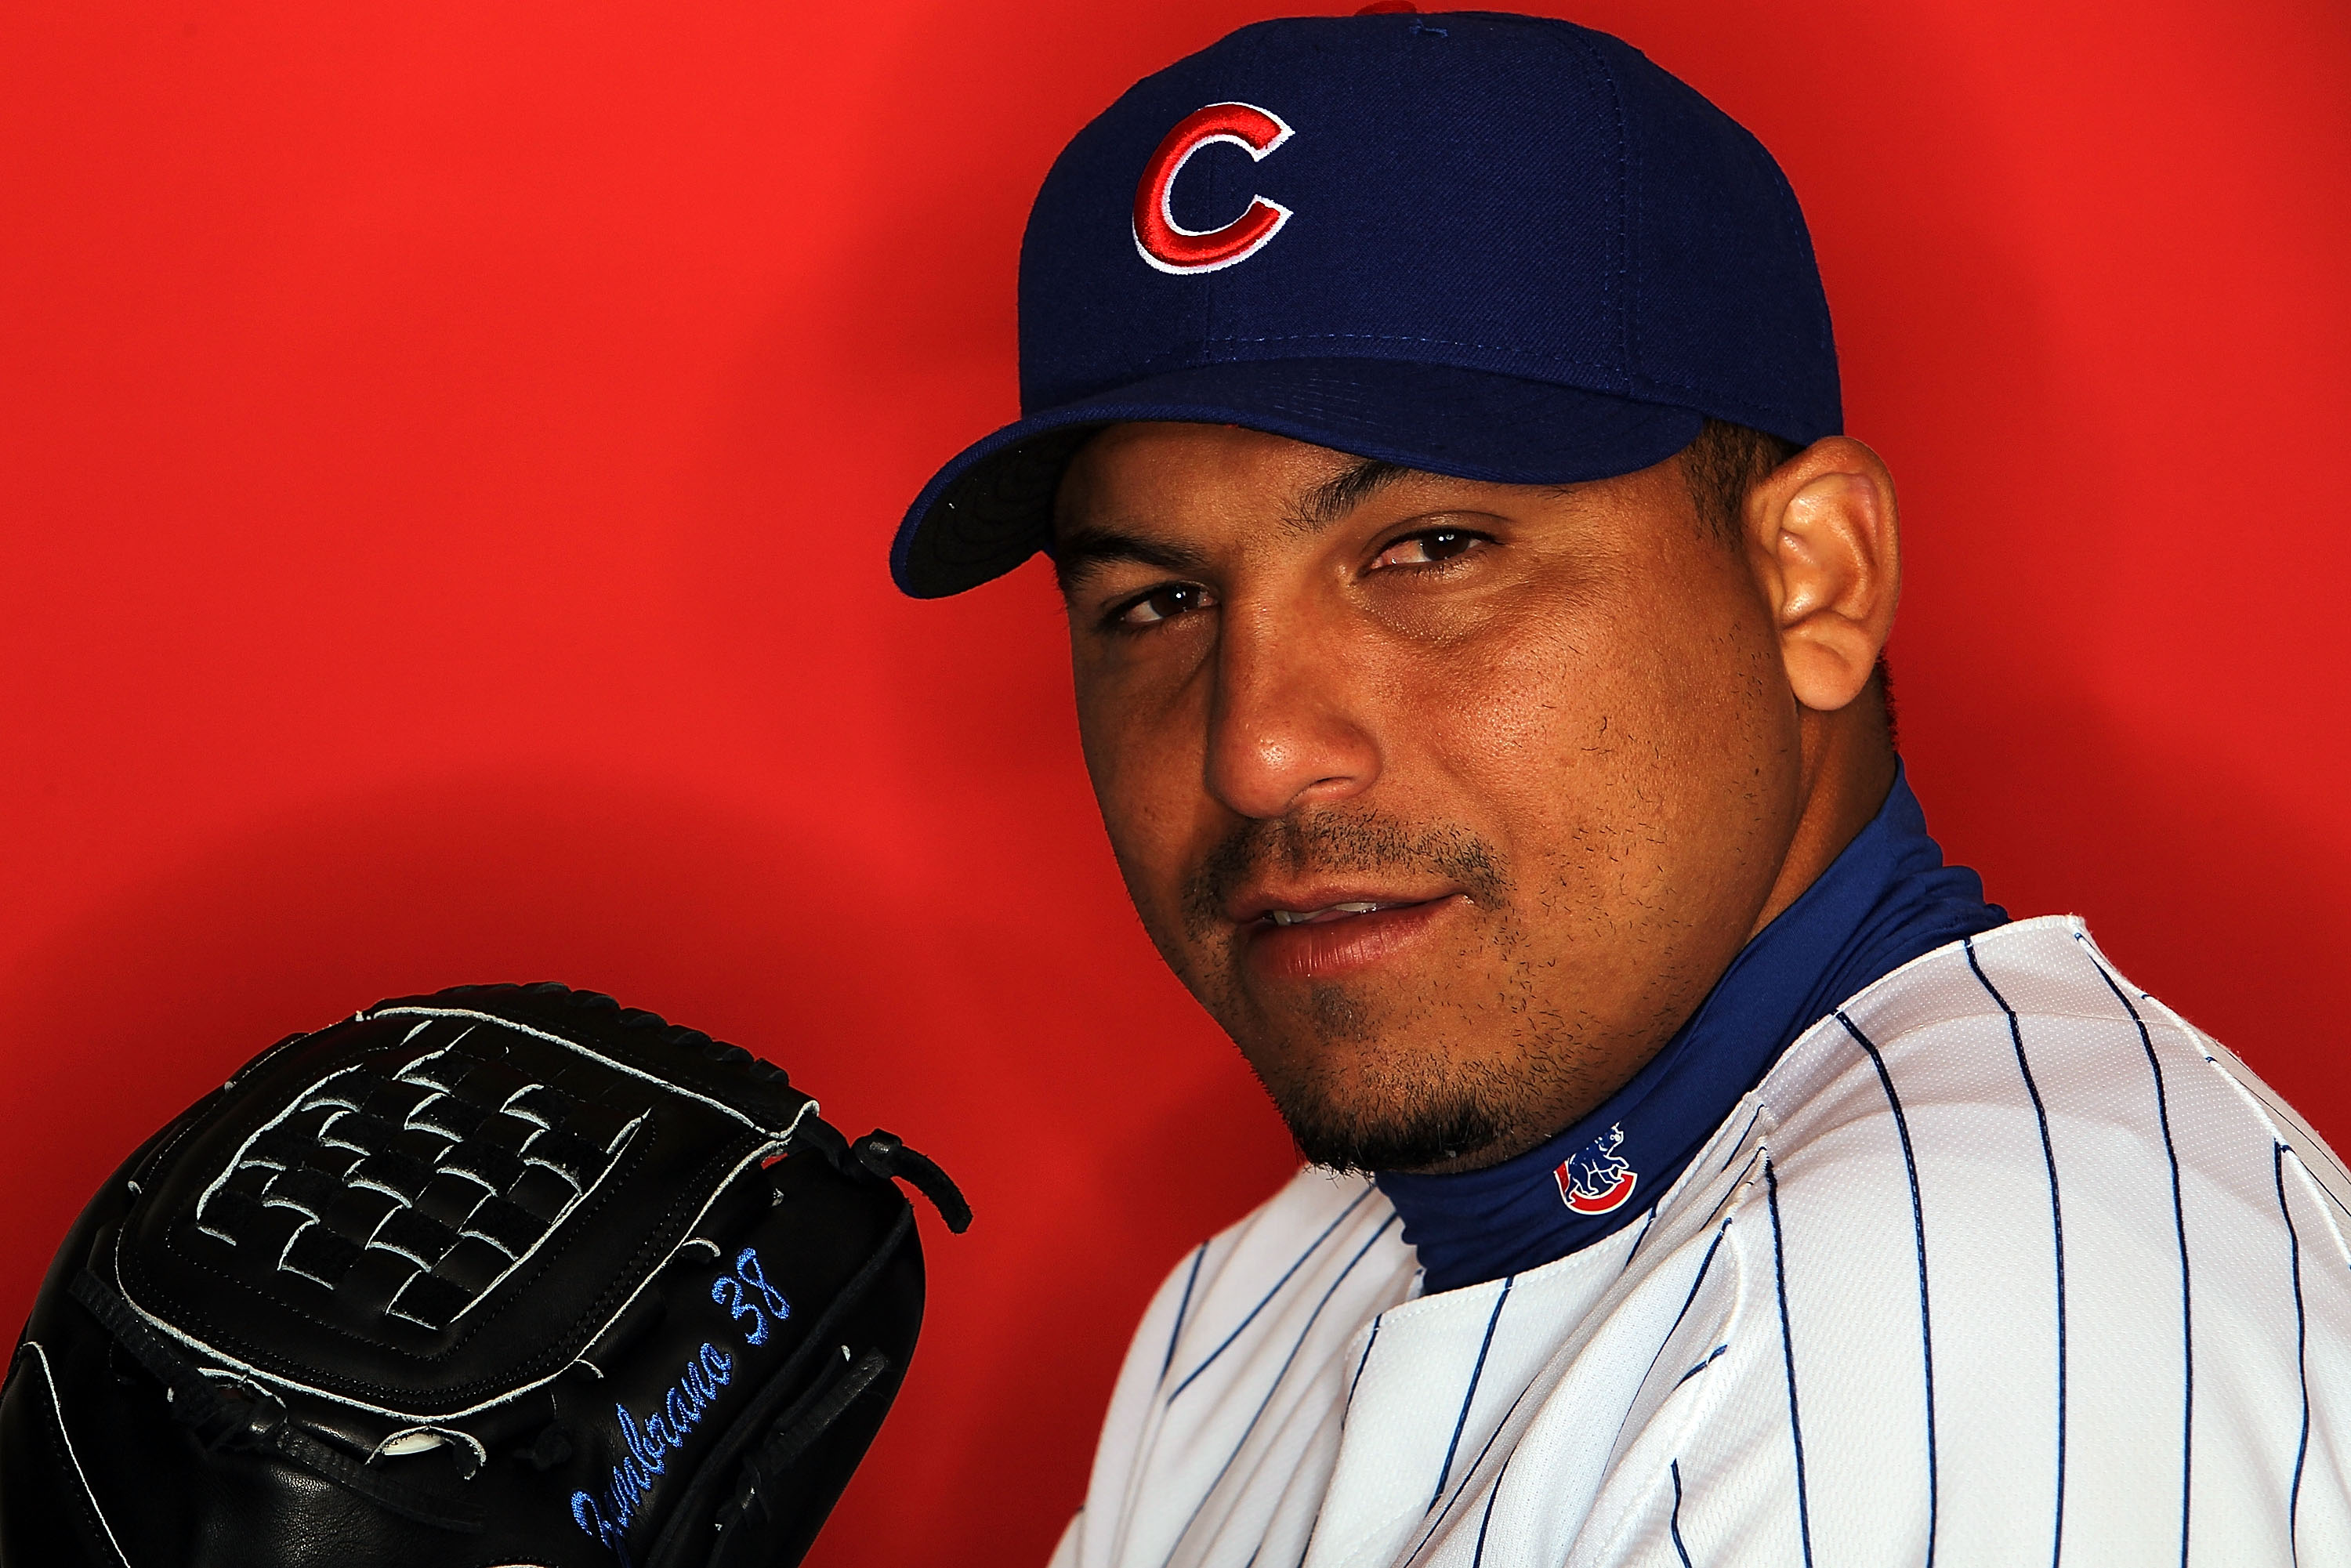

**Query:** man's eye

left=1371, top=529, right=1487, bottom=570
left=1110, top=582, right=1215, bottom=628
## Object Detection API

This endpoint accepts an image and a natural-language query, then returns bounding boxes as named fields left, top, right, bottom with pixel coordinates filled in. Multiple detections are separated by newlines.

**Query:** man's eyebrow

left=1052, top=458, right=1416, bottom=591
left=1050, top=527, right=1211, bottom=594
left=1290, top=458, right=1415, bottom=533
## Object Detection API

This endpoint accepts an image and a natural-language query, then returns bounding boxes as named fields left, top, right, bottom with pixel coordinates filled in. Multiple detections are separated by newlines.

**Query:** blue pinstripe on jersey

left=1346, top=1314, right=1383, bottom=1410
left=1670, top=1460, right=1694, bottom=1567
left=1523, top=1216, right=1737, bottom=1555
left=1720, top=1106, right=1767, bottom=1174
left=1168, top=1187, right=1375, bottom=1402
left=2232, top=1073, right=2351, bottom=1241
left=2275, top=1143, right=2310, bottom=1566
left=1620, top=1208, right=1660, bottom=1275
left=2078, top=937, right=2193, bottom=1567
left=1469, top=1447, right=1514, bottom=1568
left=1836, top=1009, right=1940, bottom=1567
left=1432, top=1277, right=1516, bottom=1510
left=1161, top=1212, right=1402, bottom=1568
left=1411, top=1365, right=1543, bottom=1560
left=1965, top=936, right=2068, bottom=1568
left=1766, top=1157, right=1813, bottom=1568
left=1632, top=1220, right=1733, bottom=1417
left=1675, top=1343, right=1730, bottom=1387
left=1161, top=1244, right=1209, bottom=1386
left=1411, top=1243, right=1685, bottom=1559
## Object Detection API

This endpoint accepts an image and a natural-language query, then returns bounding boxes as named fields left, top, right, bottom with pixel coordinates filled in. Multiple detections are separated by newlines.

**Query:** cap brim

left=889, top=358, right=1704, bottom=598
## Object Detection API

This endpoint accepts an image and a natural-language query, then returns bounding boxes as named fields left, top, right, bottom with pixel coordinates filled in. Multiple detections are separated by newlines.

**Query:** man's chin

left=1254, top=1068, right=1515, bottom=1175
left=1212, top=975, right=1556, bottom=1173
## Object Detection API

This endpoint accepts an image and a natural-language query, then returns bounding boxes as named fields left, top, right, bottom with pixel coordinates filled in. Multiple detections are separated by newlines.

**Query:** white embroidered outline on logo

left=1132, top=101, right=1295, bottom=275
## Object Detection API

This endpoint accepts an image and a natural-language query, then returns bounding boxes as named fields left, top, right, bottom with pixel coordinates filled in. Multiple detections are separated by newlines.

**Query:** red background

left=3, top=1, right=2346, bottom=1560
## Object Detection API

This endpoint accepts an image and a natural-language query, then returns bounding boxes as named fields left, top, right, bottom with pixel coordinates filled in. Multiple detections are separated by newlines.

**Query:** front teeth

left=1268, top=901, right=1385, bottom=926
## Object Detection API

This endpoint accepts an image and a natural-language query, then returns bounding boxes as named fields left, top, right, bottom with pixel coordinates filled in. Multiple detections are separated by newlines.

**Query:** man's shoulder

left=1179, top=1166, right=1413, bottom=1316
left=1105, top=1167, right=1415, bottom=1449
left=1741, top=913, right=2351, bottom=1263
left=1626, top=922, right=2351, bottom=1567
left=1785, top=912, right=2145, bottom=1077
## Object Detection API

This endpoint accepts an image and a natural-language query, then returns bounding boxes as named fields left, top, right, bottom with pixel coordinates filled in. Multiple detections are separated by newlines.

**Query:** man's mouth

left=1263, top=899, right=1431, bottom=926
left=1236, top=893, right=1462, bottom=981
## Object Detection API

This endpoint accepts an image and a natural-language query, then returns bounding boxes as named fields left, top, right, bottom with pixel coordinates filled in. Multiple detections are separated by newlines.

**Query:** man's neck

left=1751, top=684, right=1900, bottom=937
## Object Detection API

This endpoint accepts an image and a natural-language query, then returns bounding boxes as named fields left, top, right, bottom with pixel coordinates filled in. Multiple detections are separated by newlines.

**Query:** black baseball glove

left=0, top=983, right=968, bottom=1568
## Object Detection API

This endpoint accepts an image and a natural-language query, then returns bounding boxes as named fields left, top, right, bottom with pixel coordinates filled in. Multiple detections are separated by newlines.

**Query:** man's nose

left=1204, top=600, right=1380, bottom=820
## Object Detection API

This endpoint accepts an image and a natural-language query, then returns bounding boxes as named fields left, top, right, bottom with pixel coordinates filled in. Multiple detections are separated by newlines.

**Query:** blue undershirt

left=1375, top=763, right=2006, bottom=1294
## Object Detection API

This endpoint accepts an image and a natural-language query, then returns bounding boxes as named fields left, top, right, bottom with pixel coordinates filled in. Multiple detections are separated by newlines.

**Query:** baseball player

left=893, top=9, right=2351, bottom=1566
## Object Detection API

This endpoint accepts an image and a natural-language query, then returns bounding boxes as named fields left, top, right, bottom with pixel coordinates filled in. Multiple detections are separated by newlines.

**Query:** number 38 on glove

left=0, top=983, right=969, bottom=1568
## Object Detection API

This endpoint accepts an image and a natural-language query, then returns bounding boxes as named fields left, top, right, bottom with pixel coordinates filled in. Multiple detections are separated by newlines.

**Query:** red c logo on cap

left=1132, top=102, right=1295, bottom=275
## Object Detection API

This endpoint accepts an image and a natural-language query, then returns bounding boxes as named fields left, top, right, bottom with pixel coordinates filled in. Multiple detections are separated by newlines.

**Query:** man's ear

left=1742, top=436, right=1900, bottom=714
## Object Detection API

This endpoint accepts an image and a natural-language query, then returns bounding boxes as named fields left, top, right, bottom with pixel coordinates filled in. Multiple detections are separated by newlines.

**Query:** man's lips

left=1265, top=899, right=1422, bottom=926
left=1233, top=890, right=1464, bottom=980
left=1226, top=885, right=1456, bottom=925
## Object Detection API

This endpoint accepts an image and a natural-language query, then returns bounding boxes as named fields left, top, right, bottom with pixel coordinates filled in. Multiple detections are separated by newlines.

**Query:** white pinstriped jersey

left=1049, top=916, right=2351, bottom=1567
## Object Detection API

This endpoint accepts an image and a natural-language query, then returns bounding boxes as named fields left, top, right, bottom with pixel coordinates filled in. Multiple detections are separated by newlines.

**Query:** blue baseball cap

left=890, top=9, right=1839, bottom=598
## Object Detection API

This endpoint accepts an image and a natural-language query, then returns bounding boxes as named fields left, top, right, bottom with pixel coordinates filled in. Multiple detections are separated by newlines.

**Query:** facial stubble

left=1172, top=810, right=1587, bottom=1174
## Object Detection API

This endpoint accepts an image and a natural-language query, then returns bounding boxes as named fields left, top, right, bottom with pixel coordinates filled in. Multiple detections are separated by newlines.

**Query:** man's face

left=1054, top=422, right=1806, bottom=1173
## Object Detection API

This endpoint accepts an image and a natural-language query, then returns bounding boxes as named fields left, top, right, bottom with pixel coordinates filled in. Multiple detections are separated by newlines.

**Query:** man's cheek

left=1084, top=728, right=1176, bottom=866
left=1100, top=822, right=1217, bottom=984
left=1404, top=642, right=1607, bottom=795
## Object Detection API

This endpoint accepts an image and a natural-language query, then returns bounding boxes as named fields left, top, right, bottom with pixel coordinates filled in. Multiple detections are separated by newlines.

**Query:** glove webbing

left=69, top=1270, right=487, bottom=1534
